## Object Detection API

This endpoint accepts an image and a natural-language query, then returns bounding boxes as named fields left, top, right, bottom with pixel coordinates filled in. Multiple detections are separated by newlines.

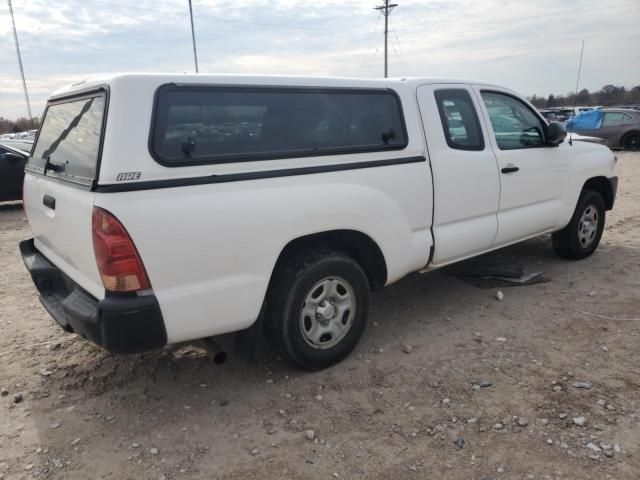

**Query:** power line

left=188, top=0, right=199, bottom=72
left=373, top=0, right=398, bottom=78
left=8, top=0, right=32, bottom=120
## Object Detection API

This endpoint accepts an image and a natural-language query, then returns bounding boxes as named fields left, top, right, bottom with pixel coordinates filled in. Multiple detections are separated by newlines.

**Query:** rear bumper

left=20, top=238, right=167, bottom=353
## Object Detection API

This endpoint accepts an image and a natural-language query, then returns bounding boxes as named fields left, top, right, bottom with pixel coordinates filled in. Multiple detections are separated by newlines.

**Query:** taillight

left=92, top=207, right=151, bottom=293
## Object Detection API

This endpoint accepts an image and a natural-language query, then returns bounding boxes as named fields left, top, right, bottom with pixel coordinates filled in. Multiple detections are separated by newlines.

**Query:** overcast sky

left=1, top=0, right=639, bottom=120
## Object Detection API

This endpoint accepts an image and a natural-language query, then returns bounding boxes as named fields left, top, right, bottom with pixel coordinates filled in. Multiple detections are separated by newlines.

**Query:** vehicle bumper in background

left=608, top=176, right=618, bottom=210
left=19, top=238, right=167, bottom=353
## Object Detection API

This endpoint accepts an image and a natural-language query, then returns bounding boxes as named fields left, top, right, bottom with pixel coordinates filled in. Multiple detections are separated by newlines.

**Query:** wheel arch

left=583, top=176, right=614, bottom=210
left=271, top=230, right=388, bottom=290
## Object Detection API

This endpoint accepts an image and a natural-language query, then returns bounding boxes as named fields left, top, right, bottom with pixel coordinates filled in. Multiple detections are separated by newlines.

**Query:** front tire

left=265, top=250, right=370, bottom=370
left=552, top=189, right=605, bottom=260
left=622, top=131, right=640, bottom=151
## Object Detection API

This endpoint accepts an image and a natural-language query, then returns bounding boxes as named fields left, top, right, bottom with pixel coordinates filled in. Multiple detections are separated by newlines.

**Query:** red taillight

left=92, top=207, right=150, bottom=293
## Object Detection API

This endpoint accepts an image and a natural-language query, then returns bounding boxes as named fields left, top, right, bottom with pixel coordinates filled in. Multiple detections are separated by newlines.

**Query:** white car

left=21, top=74, right=617, bottom=370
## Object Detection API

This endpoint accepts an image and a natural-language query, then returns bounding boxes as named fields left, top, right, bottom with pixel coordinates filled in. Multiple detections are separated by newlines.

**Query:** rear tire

left=265, top=250, right=370, bottom=370
left=622, top=131, right=640, bottom=151
left=552, top=189, right=605, bottom=260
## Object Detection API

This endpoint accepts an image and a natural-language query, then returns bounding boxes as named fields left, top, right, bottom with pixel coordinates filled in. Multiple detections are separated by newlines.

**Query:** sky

left=1, top=0, right=639, bottom=120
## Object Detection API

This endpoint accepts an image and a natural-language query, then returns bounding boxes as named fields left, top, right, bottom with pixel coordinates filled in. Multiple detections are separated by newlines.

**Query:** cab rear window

left=29, top=93, right=106, bottom=185
left=150, top=85, right=407, bottom=166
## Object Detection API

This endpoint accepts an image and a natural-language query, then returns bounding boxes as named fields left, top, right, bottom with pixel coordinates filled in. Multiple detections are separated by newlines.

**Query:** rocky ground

left=1, top=152, right=639, bottom=480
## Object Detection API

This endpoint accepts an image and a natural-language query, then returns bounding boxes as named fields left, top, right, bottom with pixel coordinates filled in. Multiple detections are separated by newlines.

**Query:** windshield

left=29, top=93, right=106, bottom=184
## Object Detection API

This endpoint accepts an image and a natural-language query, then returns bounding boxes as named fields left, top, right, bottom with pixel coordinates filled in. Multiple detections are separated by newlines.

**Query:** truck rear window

left=29, top=93, right=106, bottom=184
left=150, top=86, right=407, bottom=165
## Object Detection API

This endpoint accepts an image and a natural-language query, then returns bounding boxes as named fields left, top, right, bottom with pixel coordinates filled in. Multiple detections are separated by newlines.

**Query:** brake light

left=92, top=207, right=150, bottom=292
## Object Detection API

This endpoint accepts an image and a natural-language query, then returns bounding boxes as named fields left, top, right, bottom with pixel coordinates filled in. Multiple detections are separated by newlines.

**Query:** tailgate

left=23, top=91, right=107, bottom=300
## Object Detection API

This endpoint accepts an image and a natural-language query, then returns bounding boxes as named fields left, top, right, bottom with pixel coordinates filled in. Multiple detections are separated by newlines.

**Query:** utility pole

left=188, top=0, right=199, bottom=72
left=8, top=0, right=32, bottom=119
left=374, top=0, right=398, bottom=78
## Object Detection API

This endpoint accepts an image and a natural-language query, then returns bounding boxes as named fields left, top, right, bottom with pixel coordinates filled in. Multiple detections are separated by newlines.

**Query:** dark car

left=0, top=142, right=30, bottom=202
left=575, top=109, right=640, bottom=150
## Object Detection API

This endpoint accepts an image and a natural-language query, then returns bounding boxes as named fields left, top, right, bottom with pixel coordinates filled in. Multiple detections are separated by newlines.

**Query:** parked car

left=568, top=108, right=640, bottom=150
left=20, top=74, right=617, bottom=370
left=0, top=142, right=29, bottom=201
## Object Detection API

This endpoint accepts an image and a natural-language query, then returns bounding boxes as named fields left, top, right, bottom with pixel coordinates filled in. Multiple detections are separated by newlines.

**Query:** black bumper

left=20, top=238, right=167, bottom=353
left=608, top=176, right=618, bottom=210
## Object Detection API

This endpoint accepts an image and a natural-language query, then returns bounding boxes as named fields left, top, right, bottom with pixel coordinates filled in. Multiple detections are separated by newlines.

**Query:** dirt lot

left=1, top=152, right=639, bottom=480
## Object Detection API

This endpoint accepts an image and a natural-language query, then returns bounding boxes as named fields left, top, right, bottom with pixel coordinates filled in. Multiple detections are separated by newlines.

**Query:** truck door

left=417, top=84, right=500, bottom=265
left=473, top=88, right=568, bottom=245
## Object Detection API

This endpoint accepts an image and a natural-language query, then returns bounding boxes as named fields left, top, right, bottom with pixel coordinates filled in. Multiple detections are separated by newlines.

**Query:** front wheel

left=552, top=189, right=605, bottom=260
left=265, top=250, right=370, bottom=370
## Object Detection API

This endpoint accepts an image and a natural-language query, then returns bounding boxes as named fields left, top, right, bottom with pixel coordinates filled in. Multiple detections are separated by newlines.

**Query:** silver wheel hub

left=300, top=277, right=356, bottom=350
left=578, top=204, right=598, bottom=248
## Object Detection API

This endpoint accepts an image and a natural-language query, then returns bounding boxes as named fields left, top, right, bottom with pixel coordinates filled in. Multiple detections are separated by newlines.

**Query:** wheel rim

left=299, top=276, right=356, bottom=350
left=578, top=204, right=599, bottom=248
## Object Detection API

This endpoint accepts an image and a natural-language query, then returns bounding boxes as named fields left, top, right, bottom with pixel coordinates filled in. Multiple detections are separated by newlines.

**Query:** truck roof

left=51, top=72, right=507, bottom=99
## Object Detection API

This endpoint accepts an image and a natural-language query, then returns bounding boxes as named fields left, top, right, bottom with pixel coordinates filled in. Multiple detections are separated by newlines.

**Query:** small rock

left=305, top=430, right=316, bottom=441
left=495, top=290, right=504, bottom=301
left=493, top=423, right=504, bottom=430
left=333, top=474, right=339, bottom=478
left=495, top=337, right=507, bottom=343
left=596, top=399, right=606, bottom=407
left=132, top=443, right=140, bottom=449
left=149, top=448, right=159, bottom=455
left=278, top=409, right=286, bottom=416
left=453, top=437, right=465, bottom=449
left=497, top=466, right=505, bottom=473
left=315, top=395, right=323, bottom=401
left=0, top=388, right=8, bottom=397
left=560, top=442, right=569, bottom=449
left=49, top=422, right=61, bottom=430
left=559, top=413, right=567, bottom=419
left=613, top=445, right=621, bottom=453
left=265, top=379, right=274, bottom=384
left=586, top=442, right=602, bottom=454
left=547, top=439, right=553, bottom=445
left=473, top=380, right=492, bottom=388
left=13, top=393, right=23, bottom=403
left=403, top=344, right=413, bottom=354
left=467, top=417, right=477, bottom=424
left=442, top=398, right=450, bottom=405
left=24, top=464, right=34, bottom=471
left=604, top=450, right=614, bottom=458
left=571, top=381, right=592, bottom=389
left=517, top=417, right=529, bottom=427
left=250, top=448, right=259, bottom=456
left=70, top=437, right=80, bottom=446
left=39, top=368, right=55, bottom=377
left=553, top=386, right=562, bottom=392
left=606, top=404, right=616, bottom=411
left=573, top=416, right=587, bottom=427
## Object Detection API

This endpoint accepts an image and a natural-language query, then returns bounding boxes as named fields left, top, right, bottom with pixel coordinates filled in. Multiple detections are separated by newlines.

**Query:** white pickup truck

left=21, top=74, right=617, bottom=370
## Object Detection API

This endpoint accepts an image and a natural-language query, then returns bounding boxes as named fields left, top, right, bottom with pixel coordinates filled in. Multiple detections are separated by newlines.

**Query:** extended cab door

left=417, top=84, right=500, bottom=265
left=474, top=88, right=569, bottom=246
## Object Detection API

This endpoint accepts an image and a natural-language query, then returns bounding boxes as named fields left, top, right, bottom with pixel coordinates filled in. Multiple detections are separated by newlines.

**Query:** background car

left=569, top=108, right=640, bottom=150
left=0, top=141, right=30, bottom=202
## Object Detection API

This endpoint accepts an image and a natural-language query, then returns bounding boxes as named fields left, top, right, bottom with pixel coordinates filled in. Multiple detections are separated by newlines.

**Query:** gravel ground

left=1, top=152, right=639, bottom=480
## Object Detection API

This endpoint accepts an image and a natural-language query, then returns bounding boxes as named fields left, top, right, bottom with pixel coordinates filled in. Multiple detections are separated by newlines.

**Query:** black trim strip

left=95, top=156, right=426, bottom=193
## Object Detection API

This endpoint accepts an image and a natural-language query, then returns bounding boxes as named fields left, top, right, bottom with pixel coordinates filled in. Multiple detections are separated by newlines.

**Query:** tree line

left=528, top=84, right=640, bottom=109
left=0, top=116, right=40, bottom=135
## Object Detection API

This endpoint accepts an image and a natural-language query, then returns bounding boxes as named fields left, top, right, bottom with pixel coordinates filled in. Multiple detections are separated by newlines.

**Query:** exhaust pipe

left=199, top=338, right=228, bottom=365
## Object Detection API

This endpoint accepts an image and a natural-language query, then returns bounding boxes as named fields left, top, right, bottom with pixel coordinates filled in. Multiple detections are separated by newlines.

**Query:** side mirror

left=546, top=121, right=567, bottom=146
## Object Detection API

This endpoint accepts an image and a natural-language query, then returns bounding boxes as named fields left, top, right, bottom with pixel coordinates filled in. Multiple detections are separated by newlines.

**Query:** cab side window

left=434, top=89, right=484, bottom=151
left=602, top=112, right=626, bottom=126
left=481, top=92, right=545, bottom=150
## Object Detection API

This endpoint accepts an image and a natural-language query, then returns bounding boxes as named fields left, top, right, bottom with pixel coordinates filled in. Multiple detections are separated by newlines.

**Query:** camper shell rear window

left=28, top=91, right=107, bottom=186
left=150, top=85, right=408, bottom=166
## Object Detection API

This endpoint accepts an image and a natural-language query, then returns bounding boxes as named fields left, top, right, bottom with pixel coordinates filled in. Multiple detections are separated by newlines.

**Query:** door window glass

left=434, top=89, right=484, bottom=150
left=602, top=112, right=625, bottom=125
left=481, top=92, right=545, bottom=150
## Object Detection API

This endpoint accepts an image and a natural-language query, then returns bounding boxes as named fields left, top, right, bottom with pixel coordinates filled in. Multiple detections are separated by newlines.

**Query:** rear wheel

left=265, top=250, right=370, bottom=370
left=552, top=189, right=605, bottom=260
left=622, top=132, right=640, bottom=151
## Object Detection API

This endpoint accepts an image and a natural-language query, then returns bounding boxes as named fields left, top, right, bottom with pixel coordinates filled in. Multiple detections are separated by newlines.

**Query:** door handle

left=501, top=164, right=519, bottom=174
left=43, top=194, right=56, bottom=210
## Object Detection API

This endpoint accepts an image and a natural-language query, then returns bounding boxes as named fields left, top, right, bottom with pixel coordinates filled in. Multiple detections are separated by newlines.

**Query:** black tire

left=622, top=131, right=640, bottom=151
left=265, top=250, right=370, bottom=370
left=552, top=189, right=606, bottom=260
